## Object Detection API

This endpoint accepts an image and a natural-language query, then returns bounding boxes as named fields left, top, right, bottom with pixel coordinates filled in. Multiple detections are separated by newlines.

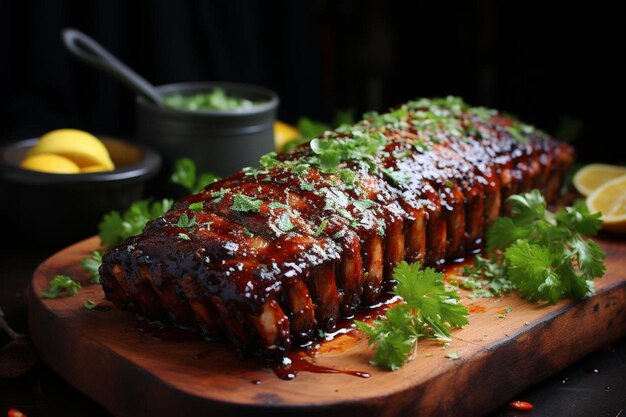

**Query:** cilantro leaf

left=41, top=274, right=81, bottom=299
left=313, top=219, right=328, bottom=236
left=355, top=306, right=420, bottom=371
left=357, top=261, right=468, bottom=370
left=170, top=158, right=196, bottom=191
left=171, top=158, right=221, bottom=194
left=176, top=213, right=197, bottom=228
left=189, top=202, right=204, bottom=212
left=393, top=262, right=469, bottom=339
left=98, top=199, right=173, bottom=247
left=81, top=250, right=103, bottom=284
left=276, top=213, right=295, bottom=232
left=477, top=190, right=606, bottom=304
left=505, top=241, right=563, bottom=303
left=230, top=194, right=263, bottom=213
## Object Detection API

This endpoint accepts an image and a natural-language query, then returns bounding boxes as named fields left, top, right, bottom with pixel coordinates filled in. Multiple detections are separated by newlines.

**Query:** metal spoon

left=62, top=28, right=165, bottom=107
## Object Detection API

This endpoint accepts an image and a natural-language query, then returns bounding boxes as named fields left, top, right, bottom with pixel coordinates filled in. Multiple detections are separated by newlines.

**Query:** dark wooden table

left=1, top=244, right=625, bottom=417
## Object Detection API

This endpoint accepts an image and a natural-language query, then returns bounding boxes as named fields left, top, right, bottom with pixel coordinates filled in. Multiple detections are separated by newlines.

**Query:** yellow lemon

left=28, top=129, right=115, bottom=170
left=573, top=163, right=626, bottom=196
left=274, top=121, right=300, bottom=151
left=20, top=153, right=81, bottom=174
left=586, top=174, right=626, bottom=233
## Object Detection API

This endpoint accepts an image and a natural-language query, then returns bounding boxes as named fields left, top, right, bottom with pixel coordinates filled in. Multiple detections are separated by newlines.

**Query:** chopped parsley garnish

left=381, top=167, right=410, bottom=185
left=211, top=188, right=229, bottom=203
left=413, top=140, right=430, bottom=153
left=260, top=152, right=280, bottom=168
left=242, top=227, right=253, bottom=237
left=309, top=130, right=386, bottom=174
left=339, top=168, right=357, bottom=186
left=332, top=230, right=345, bottom=239
left=177, top=232, right=191, bottom=241
left=276, top=213, right=295, bottom=232
left=84, top=300, right=97, bottom=310
left=314, top=219, right=328, bottom=236
left=230, top=194, right=263, bottom=213
left=465, top=190, right=606, bottom=304
left=268, top=201, right=290, bottom=210
left=299, top=179, right=315, bottom=191
left=41, top=275, right=81, bottom=299
left=353, top=199, right=377, bottom=210
left=176, top=213, right=197, bottom=228
left=356, top=262, right=469, bottom=370
left=189, top=202, right=204, bottom=212
left=81, top=250, right=103, bottom=284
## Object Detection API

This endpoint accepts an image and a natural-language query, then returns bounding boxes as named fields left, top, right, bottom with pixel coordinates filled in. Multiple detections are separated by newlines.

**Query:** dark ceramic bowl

left=136, top=81, right=279, bottom=178
left=0, top=137, right=161, bottom=249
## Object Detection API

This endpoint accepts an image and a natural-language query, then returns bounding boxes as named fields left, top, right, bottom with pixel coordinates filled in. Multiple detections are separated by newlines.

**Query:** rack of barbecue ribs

left=100, top=97, right=574, bottom=358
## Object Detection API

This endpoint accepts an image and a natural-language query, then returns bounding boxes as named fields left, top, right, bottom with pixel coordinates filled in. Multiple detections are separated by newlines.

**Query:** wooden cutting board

left=28, top=236, right=626, bottom=417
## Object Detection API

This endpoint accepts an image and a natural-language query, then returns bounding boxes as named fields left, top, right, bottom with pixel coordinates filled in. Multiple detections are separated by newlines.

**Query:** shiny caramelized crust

left=100, top=98, right=574, bottom=357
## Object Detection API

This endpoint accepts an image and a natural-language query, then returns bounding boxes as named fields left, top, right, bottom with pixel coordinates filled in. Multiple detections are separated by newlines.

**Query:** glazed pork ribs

left=100, top=97, right=574, bottom=357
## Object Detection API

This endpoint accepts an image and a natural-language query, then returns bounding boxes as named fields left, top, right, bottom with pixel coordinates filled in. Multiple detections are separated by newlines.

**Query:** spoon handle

left=62, top=28, right=164, bottom=107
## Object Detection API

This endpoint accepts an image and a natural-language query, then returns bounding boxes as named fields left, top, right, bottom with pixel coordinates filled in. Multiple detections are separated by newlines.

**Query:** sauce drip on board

left=272, top=351, right=370, bottom=380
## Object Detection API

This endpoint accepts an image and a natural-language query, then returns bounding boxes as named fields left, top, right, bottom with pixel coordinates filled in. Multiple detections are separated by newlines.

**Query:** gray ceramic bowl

left=136, top=81, right=279, bottom=178
left=0, top=137, right=161, bottom=249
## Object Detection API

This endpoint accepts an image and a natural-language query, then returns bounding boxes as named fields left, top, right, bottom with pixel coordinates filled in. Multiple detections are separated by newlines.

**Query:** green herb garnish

left=81, top=250, right=103, bottom=284
left=164, top=88, right=257, bottom=111
left=355, top=262, right=469, bottom=370
left=230, top=194, right=263, bottom=213
left=84, top=300, right=97, bottom=310
left=171, top=158, right=221, bottom=194
left=276, top=213, right=295, bottom=232
left=99, top=199, right=173, bottom=247
left=41, top=275, right=81, bottom=299
left=466, top=190, right=606, bottom=304
left=314, top=219, right=328, bottom=236
left=189, top=202, right=203, bottom=212
left=176, top=213, right=197, bottom=228
left=211, top=188, right=229, bottom=203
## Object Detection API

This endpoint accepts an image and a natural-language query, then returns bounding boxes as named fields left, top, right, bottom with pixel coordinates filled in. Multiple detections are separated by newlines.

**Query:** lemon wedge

left=20, top=154, right=81, bottom=174
left=274, top=121, right=300, bottom=151
left=28, top=129, right=115, bottom=170
left=587, top=174, right=626, bottom=233
left=573, top=163, right=626, bottom=196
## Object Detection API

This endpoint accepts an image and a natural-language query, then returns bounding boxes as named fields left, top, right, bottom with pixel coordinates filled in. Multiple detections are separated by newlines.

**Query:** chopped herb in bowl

left=163, top=88, right=258, bottom=111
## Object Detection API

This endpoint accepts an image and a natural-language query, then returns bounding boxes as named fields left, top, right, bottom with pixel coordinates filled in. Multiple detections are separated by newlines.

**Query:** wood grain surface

left=28, top=236, right=626, bottom=417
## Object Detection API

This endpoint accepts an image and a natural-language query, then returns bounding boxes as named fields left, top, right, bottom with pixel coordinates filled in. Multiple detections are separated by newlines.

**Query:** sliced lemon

left=20, top=153, right=81, bottom=174
left=274, top=120, right=300, bottom=151
left=573, top=163, right=626, bottom=196
left=586, top=174, right=626, bottom=233
left=28, top=129, right=115, bottom=170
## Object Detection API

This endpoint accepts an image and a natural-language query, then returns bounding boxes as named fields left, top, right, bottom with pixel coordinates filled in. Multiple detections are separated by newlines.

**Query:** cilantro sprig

left=171, top=157, right=222, bottom=194
left=41, top=275, right=81, bottom=299
left=356, top=262, right=469, bottom=370
left=81, top=250, right=103, bottom=284
left=98, top=198, right=173, bottom=247
left=466, top=190, right=606, bottom=304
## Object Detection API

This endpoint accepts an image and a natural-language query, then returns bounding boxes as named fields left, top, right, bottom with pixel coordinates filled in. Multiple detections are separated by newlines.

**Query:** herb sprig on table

left=356, top=262, right=469, bottom=371
left=41, top=275, right=81, bottom=299
left=463, top=190, right=606, bottom=304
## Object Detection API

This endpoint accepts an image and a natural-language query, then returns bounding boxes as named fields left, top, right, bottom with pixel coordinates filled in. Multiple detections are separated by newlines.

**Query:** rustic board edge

left=28, top=237, right=626, bottom=417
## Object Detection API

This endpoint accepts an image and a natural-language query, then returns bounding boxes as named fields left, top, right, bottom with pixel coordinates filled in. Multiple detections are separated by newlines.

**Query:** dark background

left=1, top=0, right=625, bottom=164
